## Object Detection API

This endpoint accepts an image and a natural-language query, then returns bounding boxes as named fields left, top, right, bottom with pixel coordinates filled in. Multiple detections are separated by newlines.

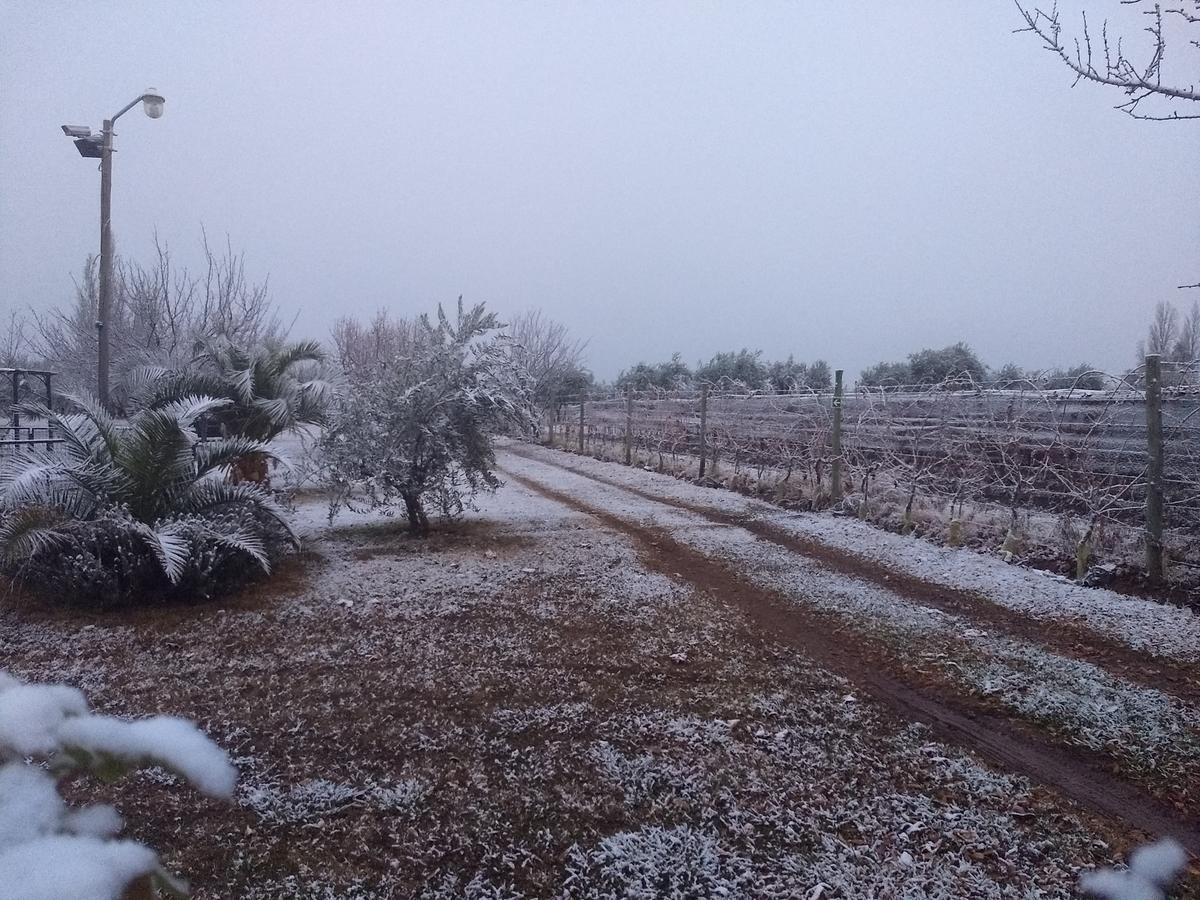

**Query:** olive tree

left=321, top=300, right=529, bottom=535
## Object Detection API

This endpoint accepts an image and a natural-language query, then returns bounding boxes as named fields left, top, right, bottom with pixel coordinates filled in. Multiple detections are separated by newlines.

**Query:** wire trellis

left=560, top=375, right=1200, bottom=538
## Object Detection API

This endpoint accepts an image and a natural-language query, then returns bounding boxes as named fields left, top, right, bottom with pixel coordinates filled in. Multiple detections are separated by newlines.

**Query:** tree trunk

left=402, top=491, right=429, bottom=536
left=902, top=483, right=917, bottom=535
left=230, top=451, right=270, bottom=486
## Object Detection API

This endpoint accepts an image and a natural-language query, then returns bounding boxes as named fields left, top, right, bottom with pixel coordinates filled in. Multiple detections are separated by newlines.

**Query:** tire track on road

left=505, top=443, right=1200, bottom=707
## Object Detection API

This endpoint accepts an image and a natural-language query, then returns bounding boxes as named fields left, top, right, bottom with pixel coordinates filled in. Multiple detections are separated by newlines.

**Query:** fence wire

left=558, top=381, right=1200, bottom=539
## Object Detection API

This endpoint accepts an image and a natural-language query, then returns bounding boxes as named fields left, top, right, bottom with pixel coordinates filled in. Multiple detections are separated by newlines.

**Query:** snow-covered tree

left=695, top=349, right=768, bottom=389
left=1043, top=363, right=1105, bottom=391
left=504, top=309, right=591, bottom=408
left=860, top=343, right=987, bottom=388
left=331, top=310, right=417, bottom=379
left=0, top=670, right=236, bottom=900
left=766, top=356, right=833, bottom=392
left=321, top=300, right=529, bottom=535
left=616, top=354, right=693, bottom=392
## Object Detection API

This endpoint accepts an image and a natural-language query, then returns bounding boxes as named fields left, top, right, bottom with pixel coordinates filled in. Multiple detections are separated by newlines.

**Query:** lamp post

left=61, top=89, right=165, bottom=407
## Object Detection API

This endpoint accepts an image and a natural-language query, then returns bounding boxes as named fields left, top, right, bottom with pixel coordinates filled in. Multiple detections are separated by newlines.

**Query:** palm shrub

left=125, top=339, right=332, bottom=484
left=321, top=300, right=529, bottom=535
left=0, top=394, right=295, bottom=606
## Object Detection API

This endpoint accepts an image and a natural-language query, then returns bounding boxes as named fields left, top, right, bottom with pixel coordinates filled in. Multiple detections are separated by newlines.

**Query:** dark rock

left=1082, top=562, right=1118, bottom=588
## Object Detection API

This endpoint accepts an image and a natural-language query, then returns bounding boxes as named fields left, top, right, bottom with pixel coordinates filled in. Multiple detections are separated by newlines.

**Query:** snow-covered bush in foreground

left=1080, top=837, right=1188, bottom=900
left=0, top=670, right=236, bottom=900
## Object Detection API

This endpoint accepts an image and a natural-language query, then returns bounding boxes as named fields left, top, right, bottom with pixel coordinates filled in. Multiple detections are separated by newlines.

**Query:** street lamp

left=61, top=88, right=165, bottom=407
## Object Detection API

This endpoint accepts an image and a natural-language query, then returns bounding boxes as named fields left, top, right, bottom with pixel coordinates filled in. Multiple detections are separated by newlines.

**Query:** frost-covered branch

left=1079, top=837, right=1188, bottom=898
left=0, top=670, right=236, bottom=900
left=1015, top=1, right=1200, bottom=120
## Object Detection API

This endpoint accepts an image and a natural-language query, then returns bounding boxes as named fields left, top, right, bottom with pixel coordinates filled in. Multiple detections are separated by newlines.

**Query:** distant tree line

left=856, top=299, right=1200, bottom=391
left=611, top=343, right=1118, bottom=394
left=858, top=342, right=1107, bottom=391
left=616, top=349, right=832, bottom=393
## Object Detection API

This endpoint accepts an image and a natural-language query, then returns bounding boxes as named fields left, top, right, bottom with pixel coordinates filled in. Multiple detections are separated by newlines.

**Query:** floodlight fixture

left=73, top=137, right=104, bottom=159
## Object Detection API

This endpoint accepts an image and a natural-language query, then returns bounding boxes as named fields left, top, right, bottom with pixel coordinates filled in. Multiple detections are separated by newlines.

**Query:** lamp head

left=141, top=89, right=165, bottom=119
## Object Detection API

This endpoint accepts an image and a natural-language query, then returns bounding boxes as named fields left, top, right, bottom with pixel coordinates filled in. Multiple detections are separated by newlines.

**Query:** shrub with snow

left=0, top=670, right=236, bottom=900
left=322, top=300, right=530, bottom=535
left=562, top=824, right=754, bottom=898
left=0, top=393, right=295, bottom=606
left=1079, top=838, right=1188, bottom=900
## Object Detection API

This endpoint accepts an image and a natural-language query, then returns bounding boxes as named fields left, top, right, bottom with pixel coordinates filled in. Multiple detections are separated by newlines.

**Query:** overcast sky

left=2, top=2, right=1196, bottom=381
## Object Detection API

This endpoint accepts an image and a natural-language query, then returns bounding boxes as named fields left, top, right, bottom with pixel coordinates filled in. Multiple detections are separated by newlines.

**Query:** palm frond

left=204, top=340, right=252, bottom=376
left=203, top=523, right=271, bottom=572
left=155, top=395, right=232, bottom=430
left=123, top=366, right=230, bottom=410
left=131, top=521, right=190, bottom=583
left=118, top=365, right=173, bottom=406
left=114, top=406, right=207, bottom=521
left=191, top=437, right=279, bottom=478
left=0, top=453, right=70, bottom=505
left=250, top=397, right=293, bottom=432
left=177, top=478, right=297, bottom=546
left=55, top=392, right=122, bottom=459
left=0, top=444, right=115, bottom=513
left=295, top=380, right=334, bottom=424
left=0, top=506, right=72, bottom=565
left=17, top=399, right=111, bottom=465
left=270, top=340, right=325, bottom=375
left=230, top=365, right=256, bottom=406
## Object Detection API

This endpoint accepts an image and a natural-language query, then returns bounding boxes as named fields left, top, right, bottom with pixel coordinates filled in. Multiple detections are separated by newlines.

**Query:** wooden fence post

left=624, top=389, right=634, bottom=465
left=1145, top=354, right=1165, bottom=583
left=698, top=383, right=709, bottom=478
left=578, top=399, right=585, bottom=452
left=830, top=369, right=844, bottom=503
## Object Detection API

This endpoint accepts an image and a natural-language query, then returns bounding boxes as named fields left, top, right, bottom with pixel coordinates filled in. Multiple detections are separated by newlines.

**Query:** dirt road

left=499, top=443, right=1200, bottom=854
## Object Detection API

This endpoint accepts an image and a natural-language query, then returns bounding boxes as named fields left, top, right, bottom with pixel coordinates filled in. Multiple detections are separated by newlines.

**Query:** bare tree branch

left=1015, top=0, right=1200, bottom=120
left=30, top=233, right=285, bottom=400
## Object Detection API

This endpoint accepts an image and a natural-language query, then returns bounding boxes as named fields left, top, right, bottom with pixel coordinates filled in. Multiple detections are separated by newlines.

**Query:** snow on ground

left=771, top=513, right=1200, bottom=663
left=499, top=448, right=1200, bottom=794
left=509, top=441, right=1200, bottom=663
left=0, top=466, right=1158, bottom=896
